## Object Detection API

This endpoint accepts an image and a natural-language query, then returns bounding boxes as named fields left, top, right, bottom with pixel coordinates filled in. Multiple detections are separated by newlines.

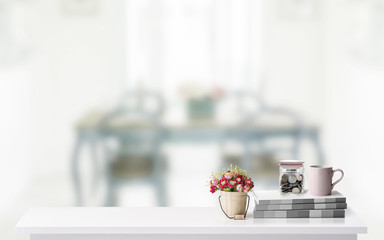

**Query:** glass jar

left=279, top=160, right=304, bottom=194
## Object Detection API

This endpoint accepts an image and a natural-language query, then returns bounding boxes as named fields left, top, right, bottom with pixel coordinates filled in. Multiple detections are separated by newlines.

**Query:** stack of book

left=252, top=190, right=347, bottom=218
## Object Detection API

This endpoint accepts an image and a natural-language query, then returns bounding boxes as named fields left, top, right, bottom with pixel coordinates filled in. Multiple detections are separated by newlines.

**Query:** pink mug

left=309, top=165, right=344, bottom=196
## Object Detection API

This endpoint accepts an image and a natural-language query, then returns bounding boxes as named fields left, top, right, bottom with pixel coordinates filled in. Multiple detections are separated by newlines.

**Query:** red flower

left=245, top=177, right=253, bottom=186
left=228, top=179, right=237, bottom=188
left=210, top=186, right=216, bottom=193
left=243, top=177, right=254, bottom=191
left=235, top=175, right=243, bottom=184
left=218, top=179, right=228, bottom=189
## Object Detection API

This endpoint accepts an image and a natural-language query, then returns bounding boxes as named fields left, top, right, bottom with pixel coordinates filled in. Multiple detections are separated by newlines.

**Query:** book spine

left=259, top=197, right=347, bottom=205
left=255, top=203, right=347, bottom=211
left=253, top=209, right=345, bottom=218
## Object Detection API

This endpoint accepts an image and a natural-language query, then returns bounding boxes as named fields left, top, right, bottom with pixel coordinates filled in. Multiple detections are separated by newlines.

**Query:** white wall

left=1, top=1, right=125, bottom=239
left=263, top=0, right=326, bottom=124
left=26, top=0, right=125, bottom=175
left=264, top=1, right=384, bottom=238
left=323, top=1, right=384, bottom=239
left=0, top=0, right=125, bottom=208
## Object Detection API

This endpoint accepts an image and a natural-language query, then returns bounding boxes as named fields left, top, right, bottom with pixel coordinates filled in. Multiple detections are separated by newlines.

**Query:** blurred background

left=1, top=0, right=384, bottom=239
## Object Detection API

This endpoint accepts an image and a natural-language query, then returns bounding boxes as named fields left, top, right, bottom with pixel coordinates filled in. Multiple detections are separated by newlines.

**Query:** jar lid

left=279, top=160, right=304, bottom=166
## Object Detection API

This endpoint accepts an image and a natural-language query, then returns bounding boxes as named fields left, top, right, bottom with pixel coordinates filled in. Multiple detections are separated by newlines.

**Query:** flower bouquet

left=209, top=165, right=254, bottom=219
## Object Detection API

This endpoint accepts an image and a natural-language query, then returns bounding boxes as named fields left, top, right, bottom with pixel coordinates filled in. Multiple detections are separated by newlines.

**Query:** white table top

left=15, top=207, right=367, bottom=235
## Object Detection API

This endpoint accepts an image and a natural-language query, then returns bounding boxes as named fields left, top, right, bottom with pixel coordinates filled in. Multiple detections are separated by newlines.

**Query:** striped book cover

left=255, top=202, right=347, bottom=211
left=252, top=190, right=346, bottom=205
left=253, top=209, right=345, bottom=218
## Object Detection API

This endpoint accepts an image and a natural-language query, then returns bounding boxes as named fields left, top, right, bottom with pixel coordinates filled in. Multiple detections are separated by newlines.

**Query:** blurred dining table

left=71, top=110, right=325, bottom=206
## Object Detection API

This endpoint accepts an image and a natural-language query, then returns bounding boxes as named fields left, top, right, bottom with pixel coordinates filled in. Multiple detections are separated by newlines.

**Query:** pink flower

left=210, top=178, right=218, bottom=186
left=224, top=171, right=233, bottom=179
left=236, top=184, right=244, bottom=192
left=235, top=175, right=243, bottom=184
left=228, top=180, right=236, bottom=188
left=210, top=186, right=216, bottom=193
left=218, top=179, right=228, bottom=189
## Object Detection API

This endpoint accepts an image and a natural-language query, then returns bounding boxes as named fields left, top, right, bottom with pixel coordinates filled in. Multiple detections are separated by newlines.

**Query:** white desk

left=16, top=207, right=367, bottom=240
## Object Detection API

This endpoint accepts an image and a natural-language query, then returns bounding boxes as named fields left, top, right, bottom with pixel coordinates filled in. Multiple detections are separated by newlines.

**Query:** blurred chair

left=99, top=91, right=167, bottom=206
left=220, top=91, right=307, bottom=185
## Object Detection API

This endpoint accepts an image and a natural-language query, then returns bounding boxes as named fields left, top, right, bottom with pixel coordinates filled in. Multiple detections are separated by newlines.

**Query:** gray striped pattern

left=253, top=209, right=345, bottom=218
left=259, top=197, right=346, bottom=205
left=255, top=202, right=347, bottom=211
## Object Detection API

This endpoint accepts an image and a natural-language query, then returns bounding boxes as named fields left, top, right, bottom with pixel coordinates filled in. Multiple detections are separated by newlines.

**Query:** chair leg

left=71, top=133, right=83, bottom=206
left=154, top=175, right=167, bottom=206
left=90, top=137, right=100, bottom=195
left=105, top=179, right=117, bottom=206
left=153, top=139, right=167, bottom=206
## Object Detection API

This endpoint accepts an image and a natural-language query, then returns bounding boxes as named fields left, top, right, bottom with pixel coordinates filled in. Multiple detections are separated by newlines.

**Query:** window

left=124, top=0, right=264, bottom=106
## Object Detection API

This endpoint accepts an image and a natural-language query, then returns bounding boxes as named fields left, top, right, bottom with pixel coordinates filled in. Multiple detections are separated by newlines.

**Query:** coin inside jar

left=281, top=174, right=288, bottom=181
left=296, top=174, right=303, bottom=181
left=292, top=187, right=301, bottom=194
left=288, top=174, right=297, bottom=184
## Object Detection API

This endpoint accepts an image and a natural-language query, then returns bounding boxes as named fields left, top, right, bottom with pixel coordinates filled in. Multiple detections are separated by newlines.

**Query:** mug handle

left=331, top=169, right=344, bottom=190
